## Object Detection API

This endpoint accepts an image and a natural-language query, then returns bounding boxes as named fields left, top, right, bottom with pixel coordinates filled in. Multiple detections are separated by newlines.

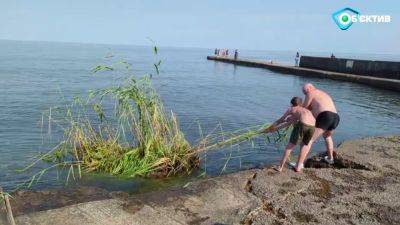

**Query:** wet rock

left=6, top=135, right=400, bottom=225
left=122, top=199, right=144, bottom=214
left=7, top=186, right=111, bottom=216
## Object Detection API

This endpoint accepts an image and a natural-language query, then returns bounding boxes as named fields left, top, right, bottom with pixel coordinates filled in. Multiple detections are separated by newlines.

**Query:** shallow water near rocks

left=1, top=40, right=400, bottom=192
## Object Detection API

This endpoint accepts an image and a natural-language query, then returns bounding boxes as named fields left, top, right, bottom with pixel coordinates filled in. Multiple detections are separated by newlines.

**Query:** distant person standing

left=234, top=49, right=238, bottom=60
left=295, top=52, right=300, bottom=67
left=226, top=49, right=229, bottom=57
left=214, top=48, right=218, bottom=55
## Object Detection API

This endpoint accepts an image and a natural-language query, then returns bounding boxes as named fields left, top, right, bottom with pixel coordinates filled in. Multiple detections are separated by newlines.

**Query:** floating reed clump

left=20, top=52, right=199, bottom=185
left=50, top=75, right=198, bottom=178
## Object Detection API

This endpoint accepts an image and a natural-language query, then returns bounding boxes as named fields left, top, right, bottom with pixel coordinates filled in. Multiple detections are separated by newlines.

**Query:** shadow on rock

left=305, top=151, right=371, bottom=170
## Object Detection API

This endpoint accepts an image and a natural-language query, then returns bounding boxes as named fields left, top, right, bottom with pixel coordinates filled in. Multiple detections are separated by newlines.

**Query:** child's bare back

left=289, top=106, right=315, bottom=126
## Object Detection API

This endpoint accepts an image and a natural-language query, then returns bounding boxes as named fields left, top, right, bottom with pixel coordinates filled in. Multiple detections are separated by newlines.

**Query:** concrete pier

left=300, top=56, right=400, bottom=80
left=207, top=56, right=400, bottom=92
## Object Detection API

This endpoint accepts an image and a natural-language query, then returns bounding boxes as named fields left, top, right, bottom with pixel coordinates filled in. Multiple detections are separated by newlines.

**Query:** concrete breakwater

left=300, top=56, right=400, bottom=80
left=207, top=56, right=400, bottom=92
left=2, top=136, right=400, bottom=225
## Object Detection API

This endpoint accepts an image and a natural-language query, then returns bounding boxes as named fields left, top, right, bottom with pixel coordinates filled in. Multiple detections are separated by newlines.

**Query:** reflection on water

left=0, top=40, right=399, bottom=192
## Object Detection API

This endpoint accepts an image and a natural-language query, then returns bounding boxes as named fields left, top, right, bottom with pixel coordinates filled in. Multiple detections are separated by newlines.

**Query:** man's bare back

left=304, top=87, right=337, bottom=118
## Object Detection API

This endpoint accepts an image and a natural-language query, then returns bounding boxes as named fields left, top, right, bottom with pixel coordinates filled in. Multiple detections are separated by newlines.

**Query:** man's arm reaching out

left=263, top=109, right=292, bottom=133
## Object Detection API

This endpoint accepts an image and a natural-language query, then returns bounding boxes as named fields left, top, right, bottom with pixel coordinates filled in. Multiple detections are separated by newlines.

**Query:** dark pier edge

left=207, top=56, right=400, bottom=92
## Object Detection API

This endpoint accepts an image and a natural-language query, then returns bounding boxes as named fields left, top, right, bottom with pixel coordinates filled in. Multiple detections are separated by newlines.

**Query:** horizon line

left=0, top=38, right=399, bottom=57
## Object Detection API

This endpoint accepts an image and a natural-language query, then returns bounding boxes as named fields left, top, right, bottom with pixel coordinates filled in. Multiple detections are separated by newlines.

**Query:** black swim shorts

left=315, top=111, right=340, bottom=131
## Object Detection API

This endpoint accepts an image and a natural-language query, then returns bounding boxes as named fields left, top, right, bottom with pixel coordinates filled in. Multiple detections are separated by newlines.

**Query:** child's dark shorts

left=289, top=122, right=315, bottom=145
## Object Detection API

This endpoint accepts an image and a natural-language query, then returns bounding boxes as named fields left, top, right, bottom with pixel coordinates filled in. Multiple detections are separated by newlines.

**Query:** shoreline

left=1, top=135, right=400, bottom=224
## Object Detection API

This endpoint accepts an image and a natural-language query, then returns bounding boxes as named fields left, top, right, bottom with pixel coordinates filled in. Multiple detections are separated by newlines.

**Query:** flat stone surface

left=1, top=136, right=399, bottom=225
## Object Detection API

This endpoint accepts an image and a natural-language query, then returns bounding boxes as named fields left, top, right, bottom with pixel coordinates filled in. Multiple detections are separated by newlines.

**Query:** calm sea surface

left=1, top=40, right=399, bottom=192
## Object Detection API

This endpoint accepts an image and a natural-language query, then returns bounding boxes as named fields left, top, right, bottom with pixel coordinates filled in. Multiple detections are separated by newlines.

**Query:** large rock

left=1, top=136, right=399, bottom=225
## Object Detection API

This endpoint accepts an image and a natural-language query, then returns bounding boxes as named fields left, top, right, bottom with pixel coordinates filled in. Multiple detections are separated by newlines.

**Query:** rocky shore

left=1, top=136, right=399, bottom=225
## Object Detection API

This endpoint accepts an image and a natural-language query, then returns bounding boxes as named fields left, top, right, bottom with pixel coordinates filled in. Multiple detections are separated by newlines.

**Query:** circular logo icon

left=339, top=12, right=351, bottom=25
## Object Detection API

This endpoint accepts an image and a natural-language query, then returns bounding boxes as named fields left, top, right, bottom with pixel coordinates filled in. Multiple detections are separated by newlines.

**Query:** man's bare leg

left=323, top=131, right=334, bottom=161
left=295, top=127, right=325, bottom=172
left=278, top=142, right=296, bottom=172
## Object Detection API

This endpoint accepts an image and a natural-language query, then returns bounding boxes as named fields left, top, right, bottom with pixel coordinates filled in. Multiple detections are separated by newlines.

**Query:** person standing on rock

left=263, top=97, right=315, bottom=172
left=294, top=83, right=340, bottom=172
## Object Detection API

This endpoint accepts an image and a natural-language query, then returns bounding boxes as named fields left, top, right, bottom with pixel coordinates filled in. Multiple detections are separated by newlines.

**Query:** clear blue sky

left=1, top=0, right=399, bottom=54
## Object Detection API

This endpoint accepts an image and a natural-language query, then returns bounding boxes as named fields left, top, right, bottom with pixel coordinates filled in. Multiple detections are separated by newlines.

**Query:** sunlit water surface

left=1, top=40, right=399, bottom=192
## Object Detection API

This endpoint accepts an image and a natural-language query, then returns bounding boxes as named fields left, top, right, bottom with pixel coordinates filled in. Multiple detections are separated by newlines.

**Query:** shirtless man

left=295, top=83, right=340, bottom=172
left=264, top=97, right=315, bottom=172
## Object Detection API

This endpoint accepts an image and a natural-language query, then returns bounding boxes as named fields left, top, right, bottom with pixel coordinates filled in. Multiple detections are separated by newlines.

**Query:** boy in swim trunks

left=263, top=97, right=316, bottom=172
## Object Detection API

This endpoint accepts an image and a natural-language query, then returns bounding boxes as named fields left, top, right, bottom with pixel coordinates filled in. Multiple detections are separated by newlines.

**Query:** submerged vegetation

left=20, top=47, right=289, bottom=188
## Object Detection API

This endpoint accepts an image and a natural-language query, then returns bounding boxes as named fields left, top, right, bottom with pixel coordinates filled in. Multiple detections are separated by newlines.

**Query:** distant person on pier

left=226, top=49, right=229, bottom=57
left=295, top=52, right=300, bottom=67
left=294, top=83, right=340, bottom=172
left=214, top=48, right=218, bottom=55
left=234, top=49, right=238, bottom=60
left=263, top=97, right=315, bottom=172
